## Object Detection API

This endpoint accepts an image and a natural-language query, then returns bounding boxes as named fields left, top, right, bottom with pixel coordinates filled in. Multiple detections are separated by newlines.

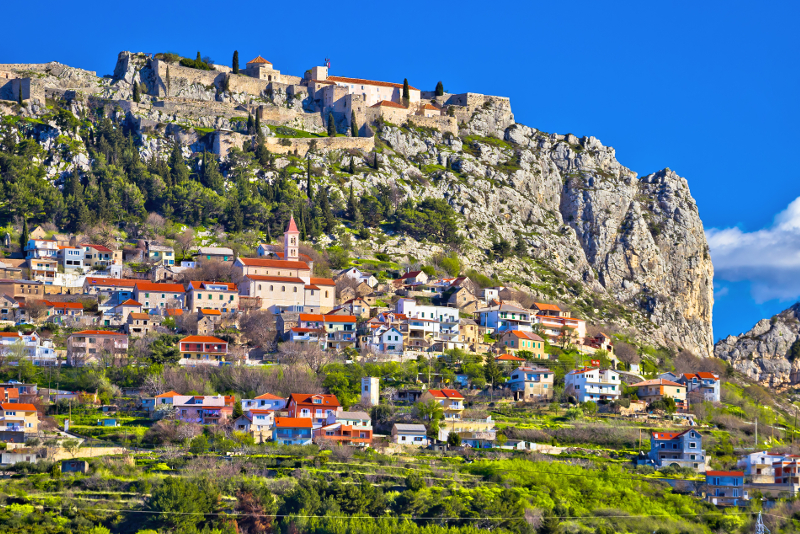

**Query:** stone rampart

left=153, top=59, right=222, bottom=99
left=263, top=136, right=374, bottom=157
left=407, top=115, right=458, bottom=136
left=257, top=105, right=324, bottom=133
left=212, top=130, right=249, bottom=158
left=227, top=74, right=268, bottom=96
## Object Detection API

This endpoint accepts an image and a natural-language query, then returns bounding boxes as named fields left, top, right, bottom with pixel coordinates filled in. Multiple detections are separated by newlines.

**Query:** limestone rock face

left=715, top=304, right=800, bottom=388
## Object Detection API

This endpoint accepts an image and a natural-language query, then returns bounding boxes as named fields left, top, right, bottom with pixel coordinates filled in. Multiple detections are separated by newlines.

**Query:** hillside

left=715, top=303, right=800, bottom=389
left=0, top=51, right=713, bottom=356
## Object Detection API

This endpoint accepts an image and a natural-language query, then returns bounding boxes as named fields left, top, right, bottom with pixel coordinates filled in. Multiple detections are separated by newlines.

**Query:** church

left=234, top=216, right=336, bottom=314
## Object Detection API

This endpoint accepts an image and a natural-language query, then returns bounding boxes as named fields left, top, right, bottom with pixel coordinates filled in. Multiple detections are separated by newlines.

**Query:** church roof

left=247, top=56, right=272, bottom=65
left=286, top=215, right=299, bottom=233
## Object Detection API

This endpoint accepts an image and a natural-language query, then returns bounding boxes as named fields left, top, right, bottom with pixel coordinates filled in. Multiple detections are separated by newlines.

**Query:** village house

left=57, top=246, right=85, bottom=273
left=83, top=244, right=122, bottom=270
left=142, top=390, right=181, bottom=412
left=339, top=298, right=370, bottom=319
left=476, top=303, right=533, bottom=333
left=66, top=330, right=129, bottom=366
left=0, top=331, right=57, bottom=366
left=704, top=471, right=747, bottom=506
left=533, top=313, right=586, bottom=346
left=242, top=393, right=287, bottom=412
left=391, top=423, right=428, bottom=447
left=0, top=279, right=44, bottom=300
left=125, top=312, right=156, bottom=337
left=0, top=387, right=19, bottom=403
left=196, top=309, right=221, bottom=335
left=564, top=367, right=621, bottom=403
left=419, top=389, right=465, bottom=420
left=506, top=366, right=554, bottom=401
left=287, top=393, right=341, bottom=427
left=363, top=325, right=403, bottom=356
left=0, top=402, right=38, bottom=433
left=174, top=395, right=234, bottom=425
left=233, top=409, right=275, bottom=442
left=178, top=335, right=230, bottom=366
left=104, top=298, right=142, bottom=325
left=495, top=353, right=527, bottom=366
left=673, top=372, right=721, bottom=403
left=273, top=417, right=313, bottom=445
left=83, top=277, right=138, bottom=299
left=630, top=378, right=688, bottom=410
left=736, top=451, right=785, bottom=484
left=24, top=238, right=58, bottom=260
left=193, top=246, right=234, bottom=265
left=185, top=281, right=238, bottom=312
left=496, top=330, right=546, bottom=358
left=43, top=300, right=83, bottom=320
left=0, top=294, right=22, bottom=322
left=647, top=429, right=706, bottom=472
left=27, top=257, right=57, bottom=282
left=146, top=243, right=175, bottom=265
left=294, top=314, right=357, bottom=351
left=314, top=410, right=373, bottom=447
left=134, top=282, right=185, bottom=311
left=338, top=267, right=378, bottom=288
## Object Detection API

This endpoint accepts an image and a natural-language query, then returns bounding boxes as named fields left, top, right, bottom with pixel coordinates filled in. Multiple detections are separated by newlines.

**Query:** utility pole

left=755, top=417, right=758, bottom=450
left=639, top=428, right=642, bottom=452
left=794, top=410, right=797, bottom=447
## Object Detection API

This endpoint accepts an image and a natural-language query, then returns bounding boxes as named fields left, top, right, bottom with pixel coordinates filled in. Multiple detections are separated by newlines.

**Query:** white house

left=0, top=331, right=57, bottom=366
left=391, top=423, right=428, bottom=447
left=564, top=367, right=621, bottom=403
left=242, top=393, right=287, bottom=412
left=475, top=303, right=533, bottom=333
left=339, top=267, right=378, bottom=288
left=365, top=325, right=403, bottom=356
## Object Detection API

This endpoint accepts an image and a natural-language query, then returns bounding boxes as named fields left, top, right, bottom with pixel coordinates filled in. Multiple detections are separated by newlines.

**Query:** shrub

left=421, top=265, right=436, bottom=277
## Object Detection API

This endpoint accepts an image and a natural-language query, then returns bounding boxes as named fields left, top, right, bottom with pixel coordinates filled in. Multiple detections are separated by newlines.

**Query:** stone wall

left=262, top=136, right=374, bottom=157
left=227, top=74, right=268, bottom=97
left=153, top=59, right=222, bottom=99
left=407, top=115, right=458, bottom=136
left=212, top=130, right=249, bottom=158
left=257, top=105, right=324, bottom=133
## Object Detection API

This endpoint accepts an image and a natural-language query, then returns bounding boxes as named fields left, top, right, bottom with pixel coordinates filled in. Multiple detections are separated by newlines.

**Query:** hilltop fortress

left=0, top=51, right=512, bottom=157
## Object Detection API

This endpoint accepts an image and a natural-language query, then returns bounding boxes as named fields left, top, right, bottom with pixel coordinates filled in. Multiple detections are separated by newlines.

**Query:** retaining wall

left=263, top=136, right=374, bottom=157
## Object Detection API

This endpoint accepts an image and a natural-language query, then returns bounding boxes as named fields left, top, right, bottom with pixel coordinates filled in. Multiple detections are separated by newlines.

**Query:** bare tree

left=145, top=213, right=167, bottom=239
left=142, top=373, right=166, bottom=396
left=179, top=260, right=233, bottom=283
left=174, top=228, right=196, bottom=260
left=278, top=341, right=340, bottom=373
left=85, top=221, right=120, bottom=249
left=615, top=341, right=640, bottom=365
left=176, top=312, right=199, bottom=334
left=25, top=300, right=48, bottom=324
left=239, top=310, right=277, bottom=351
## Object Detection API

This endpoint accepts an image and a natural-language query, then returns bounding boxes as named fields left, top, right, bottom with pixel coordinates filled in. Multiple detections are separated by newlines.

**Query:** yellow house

left=0, top=402, right=38, bottom=433
left=419, top=389, right=465, bottom=420
left=631, top=379, right=688, bottom=410
left=497, top=330, right=546, bottom=359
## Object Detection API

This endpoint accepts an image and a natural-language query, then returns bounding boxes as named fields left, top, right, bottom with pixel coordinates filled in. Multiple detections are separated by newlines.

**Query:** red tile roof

left=706, top=471, right=744, bottom=477
left=287, top=215, right=299, bottom=233
left=370, top=100, right=406, bottom=109
left=299, top=313, right=324, bottom=322
left=255, top=393, right=284, bottom=400
left=44, top=301, right=83, bottom=309
left=632, top=379, right=683, bottom=388
left=85, top=277, right=139, bottom=287
left=289, top=393, right=341, bottom=408
left=1, top=403, right=36, bottom=411
left=421, top=104, right=439, bottom=110
left=71, top=330, right=126, bottom=336
left=165, top=309, right=184, bottom=316
left=199, top=309, right=222, bottom=316
left=245, top=274, right=305, bottom=283
left=496, top=354, right=526, bottom=361
left=305, top=285, right=320, bottom=290
left=327, top=75, right=419, bottom=91
left=508, top=330, right=543, bottom=341
left=84, top=244, right=112, bottom=252
left=291, top=327, right=318, bottom=333
left=309, top=277, right=335, bottom=287
left=651, top=430, right=691, bottom=440
left=534, top=302, right=562, bottom=312
left=247, top=56, right=271, bottom=65
left=426, top=389, right=464, bottom=400
left=188, top=281, right=237, bottom=291
left=180, top=335, right=227, bottom=344
left=128, top=313, right=151, bottom=320
left=135, top=282, right=185, bottom=293
left=323, top=315, right=357, bottom=323
left=118, top=299, right=142, bottom=306
left=399, top=270, right=423, bottom=279
left=155, top=391, right=180, bottom=398
left=275, top=416, right=312, bottom=428
left=237, top=257, right=309, bottom=269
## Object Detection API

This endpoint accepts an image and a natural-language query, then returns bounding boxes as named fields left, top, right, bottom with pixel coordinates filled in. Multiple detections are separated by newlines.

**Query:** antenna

left=325, top=57, right=331, bottom=69
left=755, top=511, right=770, bottom=534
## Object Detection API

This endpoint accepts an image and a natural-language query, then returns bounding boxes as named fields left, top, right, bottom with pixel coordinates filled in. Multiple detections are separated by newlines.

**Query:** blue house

left=705, top=470, right=747, bottom=506
left=475, top=304, right=532, bottom=333
left=98, top=418, right=118, bottom=427
left=647, top=429, right=706, bottom=472
left=273, top=417, right=312, bottom=445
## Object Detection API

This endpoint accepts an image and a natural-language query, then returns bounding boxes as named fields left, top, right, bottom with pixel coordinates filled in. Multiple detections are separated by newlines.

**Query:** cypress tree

left=319, top=186, right=335, bottom=233
left=350, top=111, right=358, bottom=137
left=435, top=81, right=444, bottom=96
left=327, top=112, right=336, bottom=137
left=446, top=157, right=452, bottom=171
left=196, top=51, right=202, bottom=63
left=17, top=87, right=22, bottom=106
left=347, top=183, right=357, bottom=220
left=306, top=161, right=313, bottom=202
left=19, top=219, right=28, bottom=252
left=166, top=65, right=171, bottom=96
left=132, top=82, right=140, bottom=103
left=247, top=114, right=254, bottom=135
left=232, top=50, right=239, bottom=74
left=349, top=158, right=355, bottom=174
left=402, top=79, right=410, bottom=106
left=255, top=113, right=262, bottom=139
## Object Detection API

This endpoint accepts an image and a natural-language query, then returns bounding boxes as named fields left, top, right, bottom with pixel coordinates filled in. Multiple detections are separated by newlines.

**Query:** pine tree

left=306, top=161, right=313, bottom=203
left=19, top=219, right=28, bottom=252
left=327, top=112, right=336, bottom=137
left=132, top=82, right=140, bottom=103
left=319, top=186, right=336, bottom=233
left=346, top=183, right=357, bottom=220
left=350, top=111, right=358, bottom=138
left=514, top=234, right=527, bottom=256
left=435, top=81, right=444, bottom=97
left=169, top=143, right=190, bottom=185
left=402, top=79, right=410, bottom=106
left=66, top=168, right=82, bottom=198
left=349, top=158, right=355, bottom=174
left=232, top=50, right=239, bottom=74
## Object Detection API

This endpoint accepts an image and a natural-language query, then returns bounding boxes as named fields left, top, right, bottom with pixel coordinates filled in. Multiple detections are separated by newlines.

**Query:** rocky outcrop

left=715, top=304, right=800, bottom=389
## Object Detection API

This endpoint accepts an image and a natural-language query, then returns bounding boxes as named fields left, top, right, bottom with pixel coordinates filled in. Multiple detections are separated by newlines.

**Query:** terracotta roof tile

left=327, top=75, right=419, bottom=91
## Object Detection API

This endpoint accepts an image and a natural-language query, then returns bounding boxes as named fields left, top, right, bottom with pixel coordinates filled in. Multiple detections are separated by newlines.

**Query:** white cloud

left=706, top=196, right=800, bottom=303
left=714, top=286, right=729, bottom=299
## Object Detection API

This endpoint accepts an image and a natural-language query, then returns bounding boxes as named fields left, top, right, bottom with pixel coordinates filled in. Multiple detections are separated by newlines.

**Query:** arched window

left=282, top=286, right=285, bottom=292
left=293, top=287, right=297, bottom=293
left=270, top=285, right=273, bottom=291
left=325, top=291, right=329, bottom=298
left=258, top=285, right=261, bottom=291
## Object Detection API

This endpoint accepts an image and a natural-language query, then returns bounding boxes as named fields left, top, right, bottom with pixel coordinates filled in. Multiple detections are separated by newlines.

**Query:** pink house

left=173, top=395, right=235, bottom=425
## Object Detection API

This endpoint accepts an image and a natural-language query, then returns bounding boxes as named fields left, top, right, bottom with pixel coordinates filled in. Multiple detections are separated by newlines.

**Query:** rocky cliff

left=0, top=52, right=715, bottom=356
left=714, top=304, right=800, bottom=389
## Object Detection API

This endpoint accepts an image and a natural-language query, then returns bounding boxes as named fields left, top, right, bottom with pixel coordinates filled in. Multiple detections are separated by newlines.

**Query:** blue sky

left=2, top=1, right=799, bottom=341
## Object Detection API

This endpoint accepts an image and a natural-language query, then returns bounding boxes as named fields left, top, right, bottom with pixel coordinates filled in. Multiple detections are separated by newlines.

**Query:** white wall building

left=564, top=367, right=621, bottom=403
